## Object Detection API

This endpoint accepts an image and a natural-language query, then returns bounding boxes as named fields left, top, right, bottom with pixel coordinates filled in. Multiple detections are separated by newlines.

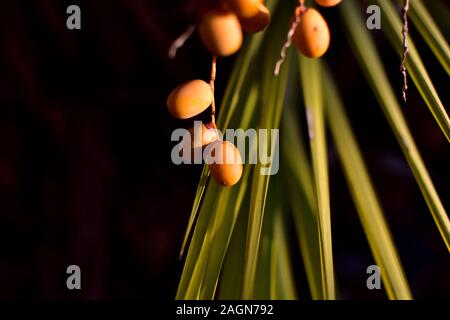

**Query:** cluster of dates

left=167, top=79, right=243, bottom=187
left=167, top=0, right=343, bottom=187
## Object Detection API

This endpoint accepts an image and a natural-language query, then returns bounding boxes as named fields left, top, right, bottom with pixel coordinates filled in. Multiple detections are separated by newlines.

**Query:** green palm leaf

left=404, top=0, right=450, bottom=75
left=340, top=0, right=450, bottom=251
left=298, top=55, right=335, bottom=299
left=372, top=0, right=450, bottom=141
left=323, top=65, right=412, bottom=300
left=176, top=0, right=449, bottom=301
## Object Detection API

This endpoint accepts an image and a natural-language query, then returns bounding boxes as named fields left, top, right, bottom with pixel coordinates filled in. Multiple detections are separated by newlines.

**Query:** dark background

left=0, top=0, right=448, bottom=299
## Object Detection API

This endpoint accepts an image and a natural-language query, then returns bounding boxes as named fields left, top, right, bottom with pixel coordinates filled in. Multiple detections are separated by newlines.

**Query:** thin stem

left=274, top=1, right=305, bottom=75
left=210, top=55, right=217, bottom=128
left=168, top=25, right=196, bottom=59
left=401, top=0, right=410, bottom=102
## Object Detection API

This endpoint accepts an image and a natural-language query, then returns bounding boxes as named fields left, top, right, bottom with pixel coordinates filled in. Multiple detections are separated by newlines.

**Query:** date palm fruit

left=167, top=80, right=213, bottom=119
left=314, top=0, right=342, bottom=7
left=180, top=123, right=219, bottom=162
left=293, top=8, right=330, bottom=58
left=227, top=0, right=263, bottom=19
left=207, top=140, right=243, bottom=186
left=240, top=4, right=270, bottom=33
left=198, top=10, right=243, bottom=56
left=189, top=123, right=218, bottom=148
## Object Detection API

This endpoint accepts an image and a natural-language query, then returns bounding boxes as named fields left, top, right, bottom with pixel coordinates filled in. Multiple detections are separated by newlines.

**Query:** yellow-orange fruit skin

left=293, top=8, right=330, bottom=58
left=180, top=124, right=219, bottom=162
left=198, top=10, right=243, bottom=56
left=240, top=4, right=270, bottom=33
left=167, top=80, right=212, bottom=119
left=188, top=124, right=219, bottom=149
left=228, top=0, right=263, bottom=19
left=314, top=0, right=342, bottom=7
left=208, top=141, right=243, bottom=187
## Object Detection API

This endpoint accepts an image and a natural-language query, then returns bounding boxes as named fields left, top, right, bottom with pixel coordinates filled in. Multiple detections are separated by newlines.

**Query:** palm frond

left=177, top=0, right=449, bottom=301
left=404, top=0, right=450, bottom=75
left=298, top=55, right=335, bottom=299
left=323, top=65, right=412, bottom=300
left=282, top=102, right=324, bottom=299
left=340, top=0, right=450, bottom=250
left=373, top=0, right=450, bottom=141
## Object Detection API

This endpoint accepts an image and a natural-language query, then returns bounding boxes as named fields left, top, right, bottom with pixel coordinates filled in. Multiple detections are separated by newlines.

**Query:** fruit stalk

left=168, top=25, right=196, bottom=59
left=401, top=0, right=410, bottom=102
left=210, top=54, right=217, bottom=128
left=274, top=0, right=305, bottom=75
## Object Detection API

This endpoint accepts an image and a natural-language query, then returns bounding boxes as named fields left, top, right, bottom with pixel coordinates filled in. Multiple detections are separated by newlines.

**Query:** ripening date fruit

left=188, top=123, right=218, bottom=149
left=180, top=123, right=219, bottom=162
left=167, top=80, right=213, bottom=119
left=293, top=8, right=330, bottom=58
left=240, top=4, right=270, bottom=33
left=227, top=0, right=263, bottom=19
left=314, top=0, right=342, bottom=7
left=198, top=10, right=243, bottom=56
left=207, top=141, right=243, bottom=186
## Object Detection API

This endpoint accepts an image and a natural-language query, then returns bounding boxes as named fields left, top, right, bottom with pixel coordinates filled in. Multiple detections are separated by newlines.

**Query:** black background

left=0, top=0, right=448, bottom=299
